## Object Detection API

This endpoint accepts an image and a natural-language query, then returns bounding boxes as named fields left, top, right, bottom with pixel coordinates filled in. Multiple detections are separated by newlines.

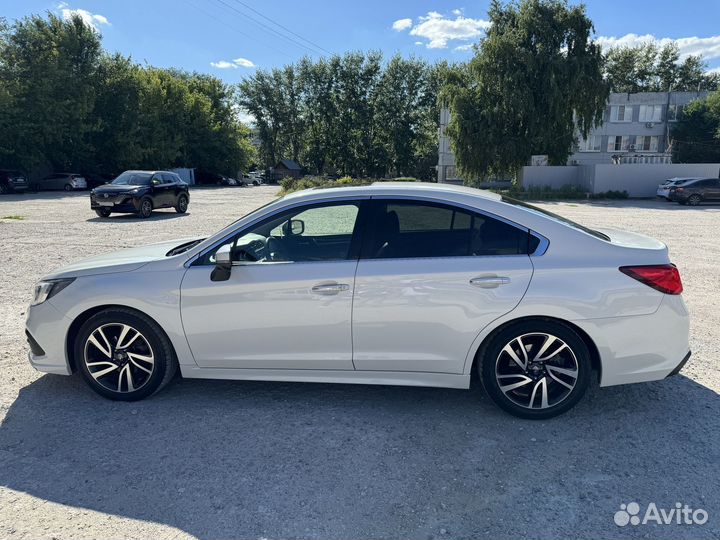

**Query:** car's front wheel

left=478, top=320, right=591, bottom=419
left=95, top=208, right=111, bottom=218
left=687, top=194, right=702, bottom=206
left=175, top=194, right=188, bottom=213
left=75, top=308, right=177, bottom=401
left=138, top=197, right=153, bottom=218
left=64, top=184, right=73, bottom=191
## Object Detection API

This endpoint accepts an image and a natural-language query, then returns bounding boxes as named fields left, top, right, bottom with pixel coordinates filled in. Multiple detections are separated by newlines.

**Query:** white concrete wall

left=519, top=166, right=580, bottom=189
left=593, top=163, right=720, bottom=196
left=521, top=163, right=720, bottom=196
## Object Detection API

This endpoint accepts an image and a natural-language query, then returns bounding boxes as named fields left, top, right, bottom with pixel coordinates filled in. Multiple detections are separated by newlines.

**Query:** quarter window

left=366, top=200, right=530, bottom=259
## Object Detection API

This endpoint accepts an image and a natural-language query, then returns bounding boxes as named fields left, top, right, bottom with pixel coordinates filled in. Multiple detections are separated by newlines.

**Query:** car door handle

left=311, top=283, right=350, bottom=295
left=469, top=276, right=511, bottom=288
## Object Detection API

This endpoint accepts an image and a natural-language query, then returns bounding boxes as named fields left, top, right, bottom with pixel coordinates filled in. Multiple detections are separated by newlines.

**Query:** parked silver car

left=35, top=173, right=87, bottom=191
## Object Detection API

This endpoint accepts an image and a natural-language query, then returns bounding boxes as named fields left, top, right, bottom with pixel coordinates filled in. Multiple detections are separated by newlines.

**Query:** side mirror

left=211, top=244, right=232, bottom=282
left=283, top=219, right=304, bottom=236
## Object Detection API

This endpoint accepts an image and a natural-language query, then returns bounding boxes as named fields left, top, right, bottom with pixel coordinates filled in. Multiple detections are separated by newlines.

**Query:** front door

left=352, top=199, right=534, bottom=374
left=181, top=199, right=367, bottom=369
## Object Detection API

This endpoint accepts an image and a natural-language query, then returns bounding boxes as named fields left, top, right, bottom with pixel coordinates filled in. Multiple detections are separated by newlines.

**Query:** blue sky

left=4, top=0, right=720, bottom=85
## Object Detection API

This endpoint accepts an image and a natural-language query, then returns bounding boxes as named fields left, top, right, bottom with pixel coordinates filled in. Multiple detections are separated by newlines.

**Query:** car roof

left=282, top=182, right=503, bottom=202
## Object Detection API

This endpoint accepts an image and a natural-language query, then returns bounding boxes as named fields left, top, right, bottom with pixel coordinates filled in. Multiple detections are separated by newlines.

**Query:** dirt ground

left=0, top=187, right=718, bottom=539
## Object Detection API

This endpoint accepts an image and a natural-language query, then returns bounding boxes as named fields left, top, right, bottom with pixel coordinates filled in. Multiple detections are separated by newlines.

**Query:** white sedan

left=25, top=183, right=690, bottom=419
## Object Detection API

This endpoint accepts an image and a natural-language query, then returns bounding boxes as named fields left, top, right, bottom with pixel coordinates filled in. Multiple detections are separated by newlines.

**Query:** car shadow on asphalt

left=86, top=212, right=191, bottom=223
left=1, top=373, right=718, bottom=539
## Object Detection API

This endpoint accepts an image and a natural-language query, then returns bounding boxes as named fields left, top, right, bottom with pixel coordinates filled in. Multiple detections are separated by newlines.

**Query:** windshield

left=112, top=172, right=152, bottom=186
left=501, top=196, right=610, bottom=241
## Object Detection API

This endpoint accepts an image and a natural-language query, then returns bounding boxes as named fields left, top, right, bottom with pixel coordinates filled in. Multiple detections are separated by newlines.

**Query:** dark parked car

left=669, top=177, right=720, bottom=206
left=0, top=169, right=29, bottom=194
left=90, top=170, right=189, bottom=218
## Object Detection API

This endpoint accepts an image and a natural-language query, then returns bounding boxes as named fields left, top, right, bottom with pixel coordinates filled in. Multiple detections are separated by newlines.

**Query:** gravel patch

left=0, top=189, right=718, bottom=539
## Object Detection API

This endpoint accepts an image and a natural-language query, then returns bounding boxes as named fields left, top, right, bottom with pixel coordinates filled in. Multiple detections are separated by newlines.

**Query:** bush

left=591, top=190, right=629, bottom=200
left=499, top=184, right=588, bottom=200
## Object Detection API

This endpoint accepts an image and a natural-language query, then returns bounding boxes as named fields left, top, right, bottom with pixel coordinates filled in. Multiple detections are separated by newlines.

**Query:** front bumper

left=25, top=300, right=73, bottom=375
left=90, top=194, right=140, bottom=213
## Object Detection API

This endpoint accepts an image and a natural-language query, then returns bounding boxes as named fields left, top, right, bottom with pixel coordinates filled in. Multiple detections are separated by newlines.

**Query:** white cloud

left=233, top=57, right=255, bottom=68
left=454, top=44, right=474, bottom=52
left=452, top=8, right=463, bottom=16
left=596, top=34, right=720, bottom=61
left=407, top=10, right=490, bottom=49
left=211, top=58, right=256, bottom=69
left=414, top=41, right=423, bottom=46
left=392, top=18, right=413, bottom=32
left=58, top=3, right=110, bottom=30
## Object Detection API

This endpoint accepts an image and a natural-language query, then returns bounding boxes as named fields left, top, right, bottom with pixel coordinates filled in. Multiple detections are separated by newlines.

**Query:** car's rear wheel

left=688, top=194, right=702, bottom=206
left=75, top=308, right=177, bottom=401
left=478, top=320, right=591, bottom=419
left=0, top=184, right=7, bottom=195
left=175, top=194, right=188, bottom=213
left=138, top=197, right=153, bottom=218
left=95, top=208, right=111, bottom=218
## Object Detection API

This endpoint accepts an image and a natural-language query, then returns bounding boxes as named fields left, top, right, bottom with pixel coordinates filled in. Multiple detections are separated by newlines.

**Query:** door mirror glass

left=211, top=244, right=232, bottom=281
left=283, top=219, right=305, bottom=236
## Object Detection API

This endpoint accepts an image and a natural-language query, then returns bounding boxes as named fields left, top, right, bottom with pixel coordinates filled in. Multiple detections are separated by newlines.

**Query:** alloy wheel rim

left=84, top=323, right=155, bottom=393
left=179, top=197, right=187, bottom=211
left=495, top=332, right=578, bottom=410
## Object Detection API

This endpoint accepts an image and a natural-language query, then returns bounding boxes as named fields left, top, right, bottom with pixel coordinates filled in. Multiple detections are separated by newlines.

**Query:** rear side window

left=365, top=200, right=530, bottom=259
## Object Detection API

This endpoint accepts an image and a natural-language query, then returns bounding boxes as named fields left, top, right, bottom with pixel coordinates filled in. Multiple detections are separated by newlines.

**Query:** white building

left=437, top=91, right=710, bottom=182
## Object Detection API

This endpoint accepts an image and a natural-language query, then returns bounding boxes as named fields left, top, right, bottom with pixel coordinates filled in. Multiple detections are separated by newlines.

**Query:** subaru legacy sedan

left=26, top=183, right=690, bottom=419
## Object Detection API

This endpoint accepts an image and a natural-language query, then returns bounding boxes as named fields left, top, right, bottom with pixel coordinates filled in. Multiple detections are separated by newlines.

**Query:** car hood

left=43, top=237, right=203, bottom=280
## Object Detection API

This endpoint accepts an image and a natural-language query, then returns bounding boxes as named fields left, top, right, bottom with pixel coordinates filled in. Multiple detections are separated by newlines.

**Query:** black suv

left=0, top=170, right=29, bottom=194
left=90, top=170, right=189, bottom=218
left=670, top=177, right=720, bottom=206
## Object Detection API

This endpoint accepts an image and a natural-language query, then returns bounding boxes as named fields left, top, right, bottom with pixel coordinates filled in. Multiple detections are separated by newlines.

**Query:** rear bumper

left=574, top=294, right=691, bottom=387
left=666, top=351, right=692, bottom=378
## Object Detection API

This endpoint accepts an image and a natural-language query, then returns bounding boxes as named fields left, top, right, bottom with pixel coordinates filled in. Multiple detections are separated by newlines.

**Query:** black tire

left=0, top=184, right=7, bottom=195
left=64, top=184, right=73, bottom=191
left=138, top=197, right=153, bottom=218
left=95, top=208, right=111, bottom=218
left=687, top=194, right=702, bottom=206
left=478, top=320, right=591, bottom=419
left=75, top=308, right=178, bottom=401
left=175, top=193, right=189, bottom=213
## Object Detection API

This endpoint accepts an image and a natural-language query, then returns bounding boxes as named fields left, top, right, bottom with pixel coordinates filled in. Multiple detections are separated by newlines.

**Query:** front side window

left=366, top=200, right=530, bottom=259
left=197, top=201, right=362, bottom=265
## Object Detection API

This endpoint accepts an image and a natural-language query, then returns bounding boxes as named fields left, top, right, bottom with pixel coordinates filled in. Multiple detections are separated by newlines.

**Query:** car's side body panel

left=352, top=256, right=533, bottom=373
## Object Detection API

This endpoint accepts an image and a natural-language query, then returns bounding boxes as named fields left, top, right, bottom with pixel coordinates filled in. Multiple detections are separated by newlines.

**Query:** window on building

left=577, top=135, right=601, bottom=152
left=608, top=135, right=630, bottom=152
left=639, top=105, right=662, bottom=123
left=635, top=135, right=659, bottom=152
left=668, top=104, right=684, bottom=121
left=610, top=105, right=633, bottom=122
left=444, top=165, right=457, bottom=180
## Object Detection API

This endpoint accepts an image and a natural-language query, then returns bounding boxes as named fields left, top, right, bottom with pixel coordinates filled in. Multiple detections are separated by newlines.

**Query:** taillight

left=620, top=264, right=683, bottom=295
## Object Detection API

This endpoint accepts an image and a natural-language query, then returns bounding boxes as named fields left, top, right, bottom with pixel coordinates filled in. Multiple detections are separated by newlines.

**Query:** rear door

left=351, top=198, right=534, bottom=374
left=706, top=178, right=720, bottom=200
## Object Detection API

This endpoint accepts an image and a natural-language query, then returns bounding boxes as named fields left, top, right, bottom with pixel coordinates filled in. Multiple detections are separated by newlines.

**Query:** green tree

left=604, top=43, right=719, bottom=92
left=444, top=0, right=608, bottom=178
left=0, top=13, right=101, bottom=171
left=671, top=91, right=720, bottom=163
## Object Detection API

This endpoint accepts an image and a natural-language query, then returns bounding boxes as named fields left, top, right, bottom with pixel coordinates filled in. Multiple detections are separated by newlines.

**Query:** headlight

left=31, top=278, right=75, bottom=306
